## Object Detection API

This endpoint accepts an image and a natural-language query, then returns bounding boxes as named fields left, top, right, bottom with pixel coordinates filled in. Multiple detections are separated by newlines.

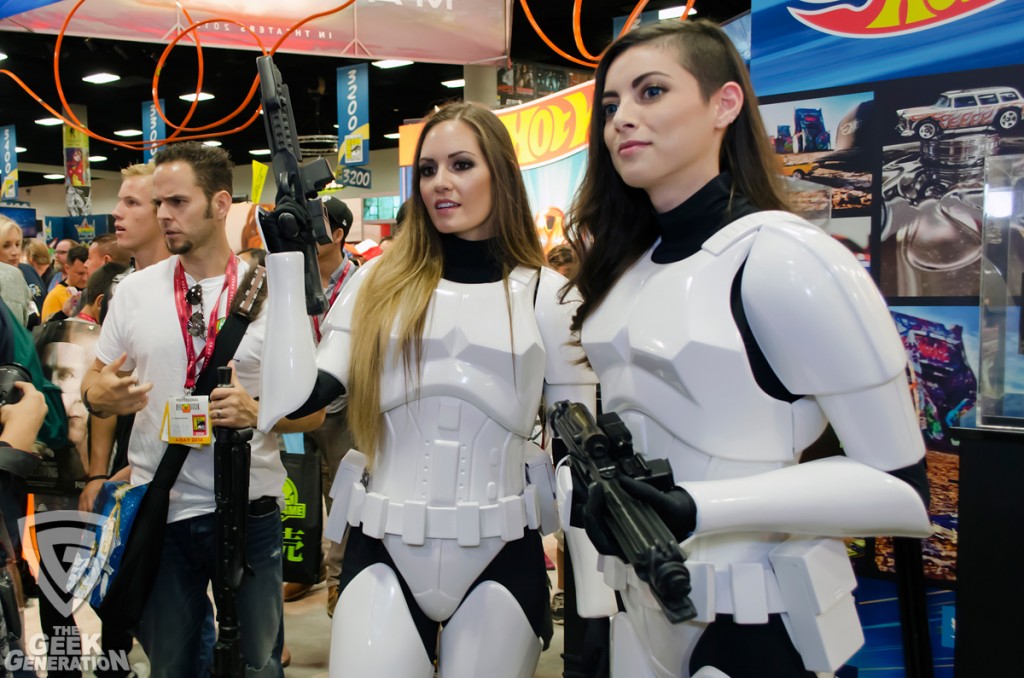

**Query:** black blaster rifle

left=256, top=54, right=335, bottom=316
left=548, top=400, right=697, bottom=624
left=211, top=363, right=254, bottom=678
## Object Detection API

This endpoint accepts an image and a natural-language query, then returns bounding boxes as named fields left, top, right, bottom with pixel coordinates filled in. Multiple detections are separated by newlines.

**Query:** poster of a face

left=36, top=319, right=101, bottom=483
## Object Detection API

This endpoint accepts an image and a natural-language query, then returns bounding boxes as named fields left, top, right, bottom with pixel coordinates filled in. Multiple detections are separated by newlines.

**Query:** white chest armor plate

left=370, top=267, right=545, bottom=504
left=582, top=220, right=824, bottom=484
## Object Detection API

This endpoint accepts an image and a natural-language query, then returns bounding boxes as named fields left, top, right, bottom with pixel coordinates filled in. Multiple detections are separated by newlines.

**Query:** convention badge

left=167, top=395, right=212, bottom=448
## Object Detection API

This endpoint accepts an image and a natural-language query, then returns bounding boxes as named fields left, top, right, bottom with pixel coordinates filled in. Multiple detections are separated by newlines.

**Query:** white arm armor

left=257, top=252, right=318, bottom=432
left=534, top=269, right=598, bottom=536
left=742, top=218, right=924, bottom=470
left=535, top=268, right=598, bottom=410
left=556, top=462, right=620, bottom=618
left=684, top=218, right=931, bottom=539
left=314, top=257, right=377, bottom=389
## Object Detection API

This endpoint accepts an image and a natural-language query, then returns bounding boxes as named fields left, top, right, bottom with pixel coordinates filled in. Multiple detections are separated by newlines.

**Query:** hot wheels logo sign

left=789, top=0, right=1005, bottom=38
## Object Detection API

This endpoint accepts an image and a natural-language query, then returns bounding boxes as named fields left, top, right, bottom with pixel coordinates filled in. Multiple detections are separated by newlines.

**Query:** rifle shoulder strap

left=149, top=267, right=264, bottom=490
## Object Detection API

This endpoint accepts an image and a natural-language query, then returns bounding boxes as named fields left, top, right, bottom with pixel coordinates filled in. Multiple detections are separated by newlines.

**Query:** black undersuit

left=335, top=234, right=551, bottom=661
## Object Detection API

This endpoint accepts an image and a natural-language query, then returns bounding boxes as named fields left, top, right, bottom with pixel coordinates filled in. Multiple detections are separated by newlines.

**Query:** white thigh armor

left=322, top=263, right=594, bottom=621
left=577, top=212, right=932, bottom=676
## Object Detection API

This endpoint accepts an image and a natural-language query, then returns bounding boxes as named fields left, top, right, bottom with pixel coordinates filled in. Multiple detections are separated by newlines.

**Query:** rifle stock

left=549, top=400, right=696, bottom=624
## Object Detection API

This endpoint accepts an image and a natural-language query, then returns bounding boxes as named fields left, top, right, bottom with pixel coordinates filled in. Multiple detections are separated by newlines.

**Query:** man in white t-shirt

left=81, top=142, right=323, bottom=677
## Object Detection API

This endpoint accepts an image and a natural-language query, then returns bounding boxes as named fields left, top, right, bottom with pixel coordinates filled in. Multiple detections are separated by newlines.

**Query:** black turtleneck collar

left=651, top=172, right=759, bottom=264
left=440, top=233, right=503, bottom=283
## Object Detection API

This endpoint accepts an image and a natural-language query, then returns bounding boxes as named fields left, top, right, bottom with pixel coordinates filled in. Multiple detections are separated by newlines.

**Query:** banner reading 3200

left=337, top=63, right=369, bottom=168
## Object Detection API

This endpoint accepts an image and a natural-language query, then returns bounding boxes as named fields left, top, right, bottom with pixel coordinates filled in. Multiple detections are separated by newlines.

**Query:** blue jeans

left=135, top=502, right=284, bottom=677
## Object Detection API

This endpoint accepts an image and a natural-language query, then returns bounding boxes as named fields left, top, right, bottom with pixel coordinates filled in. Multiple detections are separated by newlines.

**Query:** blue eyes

left=602, top=84, right=665, bottom=119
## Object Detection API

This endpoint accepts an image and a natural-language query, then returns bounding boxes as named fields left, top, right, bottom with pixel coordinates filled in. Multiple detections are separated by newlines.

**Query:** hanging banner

left=399, top=80, right=595, bottom=171
left=337, top=63, right=369, bottom=168
left=63, top=125, right=91, bottom=216
left=1, top=124, right=17, bottom=200
left=399, top=80, right=595, bottom=254
left=1, top=0, right=509, bottom=65
left=142, top=99, right=166, bottom=163
left=751, top=0, right=1024, bottom=96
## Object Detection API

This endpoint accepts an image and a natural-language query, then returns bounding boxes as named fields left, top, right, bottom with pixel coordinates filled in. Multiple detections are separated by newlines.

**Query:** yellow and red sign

left=790, top=0, right=1005, bottom=38
left=399, top=81, right=594, bottom=170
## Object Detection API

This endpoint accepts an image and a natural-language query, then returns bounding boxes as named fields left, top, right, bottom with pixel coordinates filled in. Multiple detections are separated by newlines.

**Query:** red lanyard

left=313, top=259, right=352, bottom=343
left=174, top=257, right=238, bottom=391
left=77, top=312, right=98, bottom=324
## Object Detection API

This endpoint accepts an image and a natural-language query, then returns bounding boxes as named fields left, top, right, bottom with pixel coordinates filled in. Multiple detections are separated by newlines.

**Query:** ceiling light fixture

left=89, top=155, right=108, bottom=162
left=203, top=140, right=222, bottom=147
left=43, top=174, right=64, bottom=180
left=441, top=79, right=465, bottom=89
left=35, top=117, right=63, bottom=126
left=180, top=92, right=215, bottom=102
left=249, top=149, right=272, bottom=156
left=383, top=133, right=400, bottom=140
left=82, top=72, right=121, bottom=84
left=15, top=146, right=26, bottom=153
left=658, top=6, right=697, bottom=19
left=372, top=59, right=413, bottom=69
left=0, top=52, right=8, bottom=62
left=114, top=129, right=143, bottom=137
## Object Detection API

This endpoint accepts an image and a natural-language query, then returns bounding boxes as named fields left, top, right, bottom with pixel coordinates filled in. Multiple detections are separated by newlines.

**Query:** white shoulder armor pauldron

left=741, top=216, right=908, bottom=395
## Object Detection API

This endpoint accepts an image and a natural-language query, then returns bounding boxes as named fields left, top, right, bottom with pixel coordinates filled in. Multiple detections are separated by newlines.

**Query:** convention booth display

left=750, top=1, right=1024, bottom=674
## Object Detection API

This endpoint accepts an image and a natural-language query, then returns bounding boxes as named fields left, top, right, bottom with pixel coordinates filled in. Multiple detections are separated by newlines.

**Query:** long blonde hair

left=347, top=102, right=546, bottom=465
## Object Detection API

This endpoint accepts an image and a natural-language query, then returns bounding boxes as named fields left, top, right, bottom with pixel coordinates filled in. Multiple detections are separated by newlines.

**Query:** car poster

left=759, top=91, right=875, bottom=271
left=876, top=64, right=1024, bottom=300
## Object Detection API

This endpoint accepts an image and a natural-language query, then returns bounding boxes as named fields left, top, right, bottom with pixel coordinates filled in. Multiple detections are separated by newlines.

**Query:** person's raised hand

left=86, top=353, right=153, bottom=417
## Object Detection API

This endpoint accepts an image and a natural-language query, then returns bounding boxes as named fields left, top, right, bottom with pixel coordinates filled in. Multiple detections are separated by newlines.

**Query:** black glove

left=618, top=475, right=697, bottom=542
left=581, top=477, right=698, bottom=558
left=261, top=194, right=311, bottom=254
left=581, top=481, right=624, bottom=558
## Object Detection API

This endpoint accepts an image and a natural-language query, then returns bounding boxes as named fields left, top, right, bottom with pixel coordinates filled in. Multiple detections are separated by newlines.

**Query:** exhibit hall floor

left=19, top=573, right=565, bottom=677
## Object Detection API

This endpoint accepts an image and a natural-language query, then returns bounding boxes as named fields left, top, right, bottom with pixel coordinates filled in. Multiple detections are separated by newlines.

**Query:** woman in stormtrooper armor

left=561, top=19, right=933, bottom=678
left=309, top=101, right=596, bottom=677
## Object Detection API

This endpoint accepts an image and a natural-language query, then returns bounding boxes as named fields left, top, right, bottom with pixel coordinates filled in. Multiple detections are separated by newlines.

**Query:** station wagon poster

left=876, top=63, right=1024, bottom=299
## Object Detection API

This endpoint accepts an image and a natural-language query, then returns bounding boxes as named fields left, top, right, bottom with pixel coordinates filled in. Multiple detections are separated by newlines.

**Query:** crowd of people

left=0, top=18, right=934, bottom=678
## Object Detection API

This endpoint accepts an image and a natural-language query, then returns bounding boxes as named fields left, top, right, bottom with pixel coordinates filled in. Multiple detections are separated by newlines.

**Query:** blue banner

left=0, top=0, right=63, bottom=20
left=337, top=63, right=369, bottom=167
left=751, top=0, right=1024, bottom=96
left=142, top=99, right=166, bottom=163
left=1, top=124, right=17, bottom=200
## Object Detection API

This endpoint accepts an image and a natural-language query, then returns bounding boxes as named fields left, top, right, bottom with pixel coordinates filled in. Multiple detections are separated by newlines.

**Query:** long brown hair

left=565, top=19, right=787, bottom=332
left=347, top=102, right=545, bottom=465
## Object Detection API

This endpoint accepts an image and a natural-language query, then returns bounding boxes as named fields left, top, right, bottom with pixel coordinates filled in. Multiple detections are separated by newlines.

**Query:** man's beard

left=167, top=239, right=194, bottom=255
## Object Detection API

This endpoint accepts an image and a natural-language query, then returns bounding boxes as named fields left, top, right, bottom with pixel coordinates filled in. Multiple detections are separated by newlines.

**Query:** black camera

left=0, top=363, right=31, bottom=406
